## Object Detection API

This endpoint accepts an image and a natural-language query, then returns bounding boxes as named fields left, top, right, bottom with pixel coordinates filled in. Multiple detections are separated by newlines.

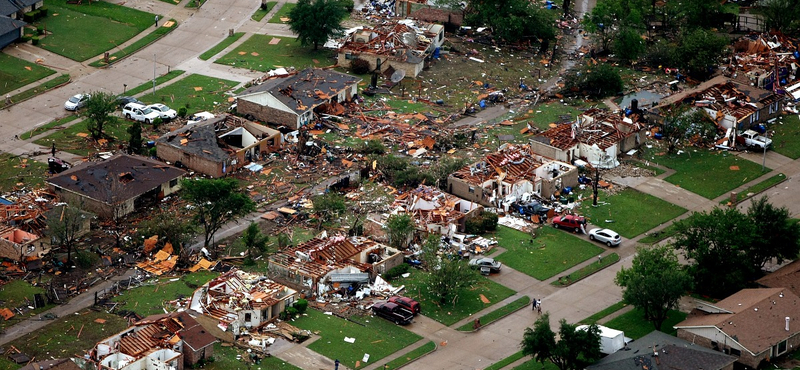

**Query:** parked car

left=147, top=103, right=177, bottom=120
left=187, top=111, right=215, bottom=125
left=469, top=257, right=502, bottom=274
left=122, top=103, right=161, bottom=124
left=552, top=214, right=586, bottom=233
left=371, top=301, right=414, bottom=325
left=116, top=96, right=142, bottom=108
left=739, top=129, right=772, bottom=149
left=64, top=93, right=90, bottom=111
left=388, top=296, right=420, bottom=315
left=588, top=228, right=622, bottom=247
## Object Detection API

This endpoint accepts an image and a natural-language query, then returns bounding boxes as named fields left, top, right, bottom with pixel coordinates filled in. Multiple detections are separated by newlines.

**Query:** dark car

left=116, top=96, right=142, bottom=108
left=518, top=201, right=551, bottom=216
left=552, top=214, right=586, bottom=233
left=388, top=296, right=421, bottom=315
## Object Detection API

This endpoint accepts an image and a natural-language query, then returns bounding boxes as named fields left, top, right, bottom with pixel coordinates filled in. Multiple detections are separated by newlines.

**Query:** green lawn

left=722, top=173, right=786, bottom=204
left=89, top=19, right=178, bottom=67
left=33, top=118, right=129, bottom=157
left=0, top=153, right=48, bottom=192
left=36, top=0, right=156, bottom=61
left=578, top=301, right=627, bottom=325
left=268, top=2, right=295, bottom=23
left=485, top=351, right=527, bottom=370
left=125, top=70, right=186, bottom=97
left=457, top=295, right=530, bottom=331
left=388, top=268, right=515, bottom=326
left=638, top=223, right=679, bottom=245
left=292, top=309, right=422, bottom=369
left=602, top=307, right=687, bottom=339
left=491, top=226, right=604, bottom=281
left=771, top=114, right=800, bottom=159
left=136, top=73, right=239, bottom=113
left=215, top=35, right=334, bottom=72
left=513, top=359, right=560, bottom=370
left=0, top=74, right=70, bottom=109
left=0, top=54, right=56, bottom=96
left=518, top=102, right=584, bottom=132
left=0, top=280, right=55, bottom=331
left=251, top=1, right=277, bottom=21
left=111, top=271, right=217, bottom=317
left=649, top=148, right=767, bottom=199
left=582, top=188, right=687, bottom=238
left=552, top=252, right=620, bottom=287
left=203, top=343, right=302, bottom=370
left=199, top=32, right=246, bottom=61
left=20, top=115, right=78, bottom=140
left=381, top=341, right=436, bottom=369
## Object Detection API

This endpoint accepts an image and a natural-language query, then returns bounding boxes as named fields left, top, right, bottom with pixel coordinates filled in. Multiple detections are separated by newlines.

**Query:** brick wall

left=237, top=99, right=299, bottom=129
left=338, top=52, right=424, bottom=78
left=157, top=142, right=224, bottom=177
left=447, top=176, right=492, bottom=206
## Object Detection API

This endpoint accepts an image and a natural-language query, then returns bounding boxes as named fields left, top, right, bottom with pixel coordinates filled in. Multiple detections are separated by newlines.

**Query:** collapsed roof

left=451, top=144, right=573, bottom=185
left=237, top=68, right=361, bottom=115
left=535, top=108, right=644, bottom=151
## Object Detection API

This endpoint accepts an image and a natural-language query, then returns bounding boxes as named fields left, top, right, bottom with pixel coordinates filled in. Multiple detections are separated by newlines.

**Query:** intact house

left=188, top=269, right=297, bottom=335
left=530, top=108, right=647, bottom=169
left=156, top=114, right=281, bottom=178
left=268, top=235, right=403, bottom=297
left=47, top=154, right=185, bottom=219
left=674, top=288, right=800, bottom=369
left=336, top=21, right=444, bottom=78
left=757, top=259, right=800, bottom=298
left=91, top=311, right=217, bottom=370
left=447, top=144, right=578, bottom=208
left=235, top=68, right=360, bottom=130
left=587, top=330, right=737, bottom=370
left=649, top=75, right=784, bottom=139
left=0, top=0, right=42, bottom=49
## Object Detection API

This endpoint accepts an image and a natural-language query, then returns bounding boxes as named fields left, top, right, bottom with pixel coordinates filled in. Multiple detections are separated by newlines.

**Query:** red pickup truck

left=553, top=214, right=586, bottom=233
left=388, top=296, right=420, bottom=315
left=372, top=301, right=414, bottom=325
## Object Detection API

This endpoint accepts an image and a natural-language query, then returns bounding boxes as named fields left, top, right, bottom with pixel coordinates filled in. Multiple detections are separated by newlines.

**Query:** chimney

left=786, top=317, right=791, bottom=332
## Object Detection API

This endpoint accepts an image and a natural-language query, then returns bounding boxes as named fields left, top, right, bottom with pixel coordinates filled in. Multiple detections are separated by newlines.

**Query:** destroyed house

left=397, top=1, right=464, bottom=28
left=0, top=227, right=39, bottom=263
left=447, top=144, right=578, bottom=207
left=531, top=108, right=647, bottom=168
left=47, top=154, right=186, bottom=219
left=156, top=115, right=281, bottom=178
left=337, top=21, right=442, bottom=78
left=268, top=235, right=403, bottom=297
left=92, top=311, right=216, bottom=370
left=235, top=68, right=360, bottom=130
left=189, top=269, right=297, bottom=334
left=674, top=288, right=800, bottom=369
left=651, top=76, right=783, bottom=132
left=731, top=34, right=797, bottom=92
left=387, top=185, right=482, bottom=236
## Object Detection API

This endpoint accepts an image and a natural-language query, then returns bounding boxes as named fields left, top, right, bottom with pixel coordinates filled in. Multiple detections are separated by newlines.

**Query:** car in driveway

left=64, top=93, right=90, bottom=111
left=388, top=296, right=420, bottom=315
left=116, top=96, right=142, bottom=108
left=469, top=257, right=502, bottom=274
left=588, top=228, right=622, bottom=247
left=552, top=214, right=586, bottom=233
left=147, top=103, right=177, bottom=120
left=122, top=103, right=161, bottom=124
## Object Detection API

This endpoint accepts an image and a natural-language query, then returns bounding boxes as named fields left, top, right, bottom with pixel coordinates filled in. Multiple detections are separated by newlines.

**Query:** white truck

left=122, top=103, right=161, bottom=124
left=740, top=129, right=772, bottom=149
left=576, top=324, right=627, bottom=355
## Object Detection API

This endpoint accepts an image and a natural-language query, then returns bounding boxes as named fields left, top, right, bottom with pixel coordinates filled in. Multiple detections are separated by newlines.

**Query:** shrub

left=350, top=57, right=371, bottom=75
left=281, top=306, right=299, bottom=320
left=36, top=25, right=44, bottom=35
left=38, top=6, right=48, bottom=18
left=152, top=117, right=163, bottom=129
left=357, top=139, right=385, bottom=155
left=465, top=210, right=499, bottom=234
left=23, top=11, right=36, bottom=23
left=293, top=298, right=308, bottom=313
left=178, top=107, right=188, bottom=117
left=339, top=0, right=354, bottom=12
left=75, top=251, right=97, bottom=269
left=31, top=36, right=39, bottom=46
left=383, top=263, right=410, bottom=280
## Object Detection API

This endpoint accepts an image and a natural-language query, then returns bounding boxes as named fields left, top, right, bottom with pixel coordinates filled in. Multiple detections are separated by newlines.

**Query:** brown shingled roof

left=757, top=259, right=800, bottom=298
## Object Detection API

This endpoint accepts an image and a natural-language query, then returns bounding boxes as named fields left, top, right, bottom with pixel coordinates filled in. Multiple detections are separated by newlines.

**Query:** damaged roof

left=339, top=22, right=431, bottom=63
left=238, top=68, right=361, bottom=115
left=393, top=185, right=474, bottom=226
left=656, top=76, right=782, bottom=122
left=47, top=154, right=185, bottom=205
left=675, top=288, right=800, bottom=355
left=197, top=269, right=295, bottom=322
left=451, top=144, right=573, bottom=185
left=157, top=115, right=278, bottom=162
left=535, top=108, right=644, bottom=151
left=270, top=235, right=377, bottom=279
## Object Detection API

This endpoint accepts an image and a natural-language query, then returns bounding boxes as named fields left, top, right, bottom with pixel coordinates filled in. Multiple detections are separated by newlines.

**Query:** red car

left=552, top=214, right=586, bottom=233
left=388, top=296, right=421, bottom=315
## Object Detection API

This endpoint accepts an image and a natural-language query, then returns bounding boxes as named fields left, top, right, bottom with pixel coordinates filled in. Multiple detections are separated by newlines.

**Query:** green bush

left=350, top=57, right=371, bottom=75
left=75, top=251, right=97, bottom=269
left=23, top=11, right=36, bottom=23
left=152, top=117, right=163, bottom=129
left=36, top=25, right=44, bottom=35
left=465, top=211, right=499, bottom=234
left=38, top=6, right=48, bottom=18
left=294, top=298, right=308, bottom=313
left=281, top=306, right=299, bottom=320
left=338, top=0, right=354, bottom=12
left=31, top=36, right=40, bottom=46
left=383, top=263, right=410, bottom=280
left=358, top=139, right=385, bottom=155
left=178, top=107, right=187, bottom=117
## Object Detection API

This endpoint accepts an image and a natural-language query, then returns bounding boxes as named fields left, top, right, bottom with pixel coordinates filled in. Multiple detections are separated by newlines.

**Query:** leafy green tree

left=242, top=222, right=269, bottom=262
left=745, top=196, right=800, bottom=269
left=46, top=205, right=90, bottom=267
left=659, top=106, right=711, bottom=154
left=135, top=211, right=197, bottom=254
left=583, top=1, right=618, bottom=52
left=420, top=233, right=440, bottom=272
left=385, top=213, right=414, bottom=249
left=430, top=157, right=467, bottom=191
left=672, top=28, right=728, bottom=79
left=681, top=0, right=724, bottom=29
left=127, top=120, right=143, bottom=155
left=375, top=154, right=435, bottom=188
left=83, top=91, right=118, bottom=140
left=563, top=63, right=623, bottom=98
left=288, top=0, right=347, bottom=50
left=181, top=178, right=256, bottom=248
left=464, top=0, right=556, bottom=45
left=521, top=313, right=602, bottom=370
left=757, top=0, right=800, bottom=34
left=312, top=192, right=347, bottom=226
left=613, top=27, right=646, bottom=63
left=616, top=245, right=692, bottom=331
left=425, top=256, right=479, bottom=304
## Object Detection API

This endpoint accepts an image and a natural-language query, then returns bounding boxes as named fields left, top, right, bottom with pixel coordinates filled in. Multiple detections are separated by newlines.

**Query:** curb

left=724, top=174, right=787, bottom=206
left=457, top=296, right=532, bottom=333
left=91, top=20, right=178, bottom=69
left=550, top=253, right=621, bottom=288
left=0, top=76, right=71, bottom=110
left=392, top=341, right=438, bottom=370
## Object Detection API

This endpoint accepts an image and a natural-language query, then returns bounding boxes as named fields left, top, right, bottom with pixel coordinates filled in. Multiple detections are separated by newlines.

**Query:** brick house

left=674, top=288, right=800, bottom=369
left=156, top=114, right=281, bottom=178
left=235, top=68, right=360, bottom=130
left=757, top=259, right=800, bottom=297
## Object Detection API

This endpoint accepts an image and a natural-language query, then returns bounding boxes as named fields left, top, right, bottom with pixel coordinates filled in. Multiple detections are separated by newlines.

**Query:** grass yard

left=637, top=223, right=678, bottom=245
left=111, top=271, right=218, bottom=317
left=251, top=1, right=276, bottom=21
left=125, top=70, right=186, bottom=97
left=136, top=74, right=239, bottom=113
left=0, top=310, right=128, bottom=370
left=578, top=301, right=627, bottom=325
left=381, top=341, right=436, bottom=369
left=0, top=280, right=55, bottom=331
left=0, top=74, right=70, bottom=109
left=581, top=188, right=686, bottom=238
left=490, top=226, right=604, bottom=281
left=771, top=114, right=800, bottom=159
left=514, top=101, right=585, bottom=132
left=267, top=2, right=294, bottom=23
left=215, top=35, right=334, bottom=72
left=552, top=252, right=620, bottom=287
left=512, top=359, right=560, bottom=370
left=645, top=147, right=767, bottom=199
left=291, top=309, right=422, bottom=369
left=36, top=0, right=156, bottom=61
left=485, top=351, right=527, bottom=370
left=89, top=19, right=178, bottom=67
left=20, top=115, right=78, bottom=140
left=457, top=295, right=530, bottom=331
left=602, top=307, right=687, bottom=339
left=722, top=173, right=786, bottom=205
left=0, top=54, right=55, bottom=96
left=0, top=153, right=48, bottom=192
left=199, top=32, right=245, bottom=61
left=202, top=342, right=302, bottom=370
left=33, top=118, right=129, bottom=157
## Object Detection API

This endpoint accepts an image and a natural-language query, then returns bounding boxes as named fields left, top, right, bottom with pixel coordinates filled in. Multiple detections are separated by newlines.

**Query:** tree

left=681, top=0, right=724, bottom=30
left=46, top=205, right=89, bottom=267
left=425, top=256, right=480, bottom=304
left=420, top=233, right=440, bottom=272
left=521, top=313, right=602, bottom=370
left=745, top=196, right=800, bottom=269
left=613, top=27, right=646, bottom=64
left=288, top=0, right=347, bottom=50
left=385, top=213, right=414, bottom=249
left=83, top=91, right=118, bottom=140
left=583, top=1, right=618, bottom=52
left=563, top=63, right=623, bottom=98
left=135, top=211, right=197, bottom=256
left=659, top=106, right=698, bottom=154
left=128, top=120, right=143, bottom=155
left=757, top=0, right=800, bottom=34
left=312, top=192, right=347, bottom=226
left=241, top=222, right=269, bottom=263
left=672, top=28, right=728, bottom=80
left=181, top=178, right=256, bottom=248
left=615, top=245, right=692, bottom=331
left=464, top=0, right=556, bottom=45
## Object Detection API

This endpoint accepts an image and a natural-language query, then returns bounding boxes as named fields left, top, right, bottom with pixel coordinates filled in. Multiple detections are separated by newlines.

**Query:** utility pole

left=153, top=53, right=157, bottom=97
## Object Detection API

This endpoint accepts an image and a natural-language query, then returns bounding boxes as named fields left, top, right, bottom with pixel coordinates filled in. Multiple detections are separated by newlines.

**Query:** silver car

left=588, top=228, right=622, bottom=247
left=64, top=93, right=90, bottom=111
left=469, top=257, right=502, bottom=273
left=147, top=103, right=177, bottom=120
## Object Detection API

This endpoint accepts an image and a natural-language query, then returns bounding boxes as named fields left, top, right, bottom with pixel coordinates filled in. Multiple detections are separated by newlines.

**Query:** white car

left=64, top=93, right=90, bottom=111
left=588, top=228, right=622, bottom=247
left=186, top=111, right=215, bottom=125
left=147, top=103, right=177, bottom=120
left=122, top=103, right=161, bottom=124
